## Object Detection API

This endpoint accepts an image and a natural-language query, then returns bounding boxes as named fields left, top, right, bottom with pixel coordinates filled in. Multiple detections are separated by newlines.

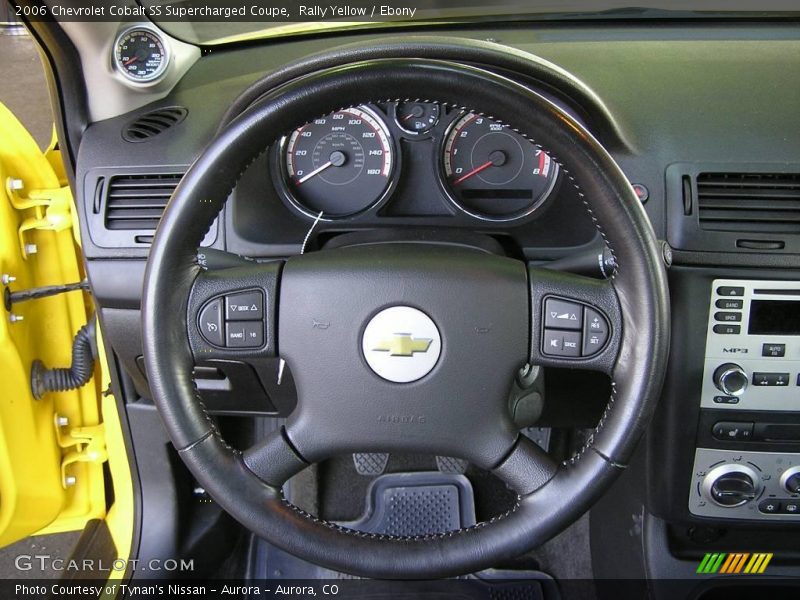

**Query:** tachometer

left=442, top=113, right=558, bottom=221
left=283, top=106, right=395, bottom=218
left=113, top=27, right=169, bottom=83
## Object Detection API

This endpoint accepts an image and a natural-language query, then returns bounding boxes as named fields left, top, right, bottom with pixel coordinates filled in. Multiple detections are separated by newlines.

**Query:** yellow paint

left=0, top=102, right=132, bottom=559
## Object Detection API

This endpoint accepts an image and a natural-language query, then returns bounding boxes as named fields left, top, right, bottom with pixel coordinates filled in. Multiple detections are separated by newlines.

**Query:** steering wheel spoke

left=243, top=428, right=308, bottom=487
left=493, top=435, right=558, bottom=496
left=186, top=260, right=281, bottom=362
left=528, top=265, right=622, bottom=375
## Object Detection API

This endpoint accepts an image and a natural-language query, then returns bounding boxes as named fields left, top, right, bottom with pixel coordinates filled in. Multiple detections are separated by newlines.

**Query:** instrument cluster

left=271, top=102, right=560, bottom=223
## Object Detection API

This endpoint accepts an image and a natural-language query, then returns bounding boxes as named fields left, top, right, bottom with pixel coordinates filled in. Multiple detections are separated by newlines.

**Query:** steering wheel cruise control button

left=226, top=321, right=264, bottom=348
left=226, top=290, right=264, bottom=321
left=198, top=298, right=224, bottom=347
left=582, top=307, right=609, bottom=355
left=544, top=298, right=583, bottom=330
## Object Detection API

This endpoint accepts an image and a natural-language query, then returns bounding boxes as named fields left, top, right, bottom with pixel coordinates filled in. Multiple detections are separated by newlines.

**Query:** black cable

left=30, top=315, right=97, bottom=400
left=4, top=280, right=89, bottom=310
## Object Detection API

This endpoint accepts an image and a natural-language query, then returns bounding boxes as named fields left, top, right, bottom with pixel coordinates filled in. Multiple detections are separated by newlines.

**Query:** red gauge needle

left=452, top=160, right=493, bottom=185
left=124, top=57, right=139, bottom=66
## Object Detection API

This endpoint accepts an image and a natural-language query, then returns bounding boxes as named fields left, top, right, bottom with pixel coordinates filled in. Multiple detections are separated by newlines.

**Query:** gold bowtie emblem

left=372, top=334, right=432, bottom=357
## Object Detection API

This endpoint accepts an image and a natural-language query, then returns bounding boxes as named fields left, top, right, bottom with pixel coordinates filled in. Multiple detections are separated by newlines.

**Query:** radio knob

left=780, top=467, right=800, bottom=494
left=703, top=465, right=760, bottom=507
left=713, top=363, right=748, bottom=396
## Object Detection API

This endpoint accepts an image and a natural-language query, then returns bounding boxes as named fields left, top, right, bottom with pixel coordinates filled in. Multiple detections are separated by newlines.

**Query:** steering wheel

left=142, top=56, right=669, bottom=579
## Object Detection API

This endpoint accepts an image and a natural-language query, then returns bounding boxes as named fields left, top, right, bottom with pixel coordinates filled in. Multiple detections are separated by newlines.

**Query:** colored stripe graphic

left=699, top=553, right=773, bottom=575
left=698, top=553, right=727, bottom=574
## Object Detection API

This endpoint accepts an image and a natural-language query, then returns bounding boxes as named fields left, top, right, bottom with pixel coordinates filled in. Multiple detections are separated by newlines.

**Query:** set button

left=199, top=289, right=265, bottom=348
left=542, top=297, right=609, bottom=358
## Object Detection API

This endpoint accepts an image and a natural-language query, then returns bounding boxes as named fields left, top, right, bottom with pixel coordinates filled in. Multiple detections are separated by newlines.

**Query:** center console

left=689, top=279, right=800, bottom=521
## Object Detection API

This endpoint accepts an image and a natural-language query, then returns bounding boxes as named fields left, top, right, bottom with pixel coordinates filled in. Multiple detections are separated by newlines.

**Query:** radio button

left=713, top=324, right=741, bottom=334
left=716, top=299, right=744, bottom=310
left=717, top=286, right=745, bottom=297
left=715, top=311, right=742, bottom=322
left=753, top=372, right=790, bottom=387
left=762, top=343, right=786, bottom=358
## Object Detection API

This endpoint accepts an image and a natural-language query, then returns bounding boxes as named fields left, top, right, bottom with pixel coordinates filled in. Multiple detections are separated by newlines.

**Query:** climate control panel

left=689, top=448, right=800, bottom=520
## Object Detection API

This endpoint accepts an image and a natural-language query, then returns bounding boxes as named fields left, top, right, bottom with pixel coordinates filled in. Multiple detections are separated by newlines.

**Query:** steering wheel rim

left=142, top=57, right=669, bottom=579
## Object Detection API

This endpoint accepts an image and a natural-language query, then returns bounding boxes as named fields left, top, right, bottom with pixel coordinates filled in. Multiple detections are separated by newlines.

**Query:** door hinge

left=6, top=178, right=73, bottom=259
left=54, top=415, right=107, bottom=489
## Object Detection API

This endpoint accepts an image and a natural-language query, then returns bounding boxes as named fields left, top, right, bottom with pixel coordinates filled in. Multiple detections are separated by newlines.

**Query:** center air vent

left=697, top=172, right=800, bottom=234
left=104, top=173, right=182, bottom=231
left=122, top=106, right=187, bottom=142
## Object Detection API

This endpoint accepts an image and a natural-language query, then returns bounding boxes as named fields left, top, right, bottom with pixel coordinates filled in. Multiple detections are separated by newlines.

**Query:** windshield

left=139, top=0, right=799, bottom=45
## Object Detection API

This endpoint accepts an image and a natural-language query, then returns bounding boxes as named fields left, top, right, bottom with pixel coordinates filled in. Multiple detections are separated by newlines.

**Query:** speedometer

left=282, top=106, right=395, bottom=219
left=442, top=113, right=558, bottom=221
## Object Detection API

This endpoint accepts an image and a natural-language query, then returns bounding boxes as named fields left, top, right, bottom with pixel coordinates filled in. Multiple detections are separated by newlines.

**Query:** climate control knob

left=713, top=363, right=748, bottom=396
left=702, top=464, right=761, bottom=507
left=780, top=466, right=800, bottom=494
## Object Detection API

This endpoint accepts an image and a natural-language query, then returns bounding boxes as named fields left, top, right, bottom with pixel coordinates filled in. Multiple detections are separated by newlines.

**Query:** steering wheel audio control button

left=543, top=329, right=581, bottom=357
left=198, top=298, right=224, bottom=347
left=544, top=298, right=583, bottom=330
left=226, top=321, right=264, bottom=348
left=226, top=290, right=264, bottom=321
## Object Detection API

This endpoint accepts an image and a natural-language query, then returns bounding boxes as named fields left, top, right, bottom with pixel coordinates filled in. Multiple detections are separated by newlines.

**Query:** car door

left=0, top=101, right=107, bottom=547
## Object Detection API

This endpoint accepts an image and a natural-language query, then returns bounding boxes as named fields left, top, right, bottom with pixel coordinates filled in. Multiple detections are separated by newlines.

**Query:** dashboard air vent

left=104, top=173, right=182, bottom=231
left=122, top=107, right=187, bottom=142
left=697, top=172, right=800, bottom=234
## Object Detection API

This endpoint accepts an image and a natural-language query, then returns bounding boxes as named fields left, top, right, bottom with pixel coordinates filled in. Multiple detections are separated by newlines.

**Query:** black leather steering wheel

left=142, top=55, right=669, bottom=579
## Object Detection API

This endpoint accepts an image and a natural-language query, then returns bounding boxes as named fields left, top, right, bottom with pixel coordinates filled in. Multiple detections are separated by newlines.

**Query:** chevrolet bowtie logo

left=372, top=334, right=433, bottom=357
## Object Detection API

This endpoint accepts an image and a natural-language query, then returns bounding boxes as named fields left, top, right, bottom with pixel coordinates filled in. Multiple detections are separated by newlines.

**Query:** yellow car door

left=0, top=102, right=129, bottom=554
